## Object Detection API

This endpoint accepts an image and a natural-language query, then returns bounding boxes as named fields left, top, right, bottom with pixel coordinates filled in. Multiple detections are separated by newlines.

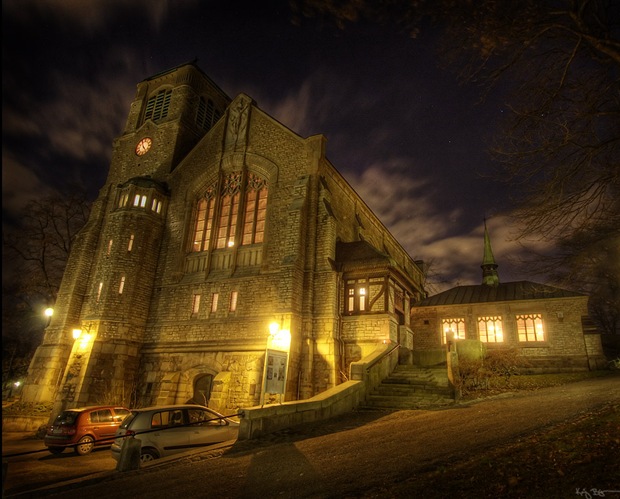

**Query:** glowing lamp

left=44, top=307, right=54, bottom=318
left=271, top=329, right=291, bottom=351
left=72, top=329, right=82, bottom=340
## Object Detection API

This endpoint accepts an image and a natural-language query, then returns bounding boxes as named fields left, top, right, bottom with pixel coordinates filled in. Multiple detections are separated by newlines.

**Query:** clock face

left=135, top=137, right=152, bottom=156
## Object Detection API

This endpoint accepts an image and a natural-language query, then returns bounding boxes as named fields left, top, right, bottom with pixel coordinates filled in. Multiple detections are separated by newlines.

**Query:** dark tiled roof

left=335, top=240, right=395, bottom=272
left=119, top=176, right=169, bottom=194
left=414, top=281, right=586, bottom=307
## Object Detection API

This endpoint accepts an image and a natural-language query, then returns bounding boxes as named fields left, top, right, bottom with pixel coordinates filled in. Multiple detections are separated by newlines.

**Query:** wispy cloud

left=1, top=152, right=56, bottom=219
left=3, top=0, right=198, bottom=31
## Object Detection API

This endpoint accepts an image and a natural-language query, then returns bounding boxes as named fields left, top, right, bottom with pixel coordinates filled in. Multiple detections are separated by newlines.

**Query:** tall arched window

left=192, top=186, right=216, bottom=252
left=216, top=172, right=242, bottom=249
left=191, top=171, right=268, bottom=252
left=242, top=173, right=268, bottom=245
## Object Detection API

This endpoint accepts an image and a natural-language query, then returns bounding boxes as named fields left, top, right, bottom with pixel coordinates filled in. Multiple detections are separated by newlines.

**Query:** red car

left=44, top=405, right=131, bottom=455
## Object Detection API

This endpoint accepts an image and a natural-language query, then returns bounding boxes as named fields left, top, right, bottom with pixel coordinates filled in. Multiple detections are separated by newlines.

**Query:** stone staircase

left=362, top=364, right=456, bottom=409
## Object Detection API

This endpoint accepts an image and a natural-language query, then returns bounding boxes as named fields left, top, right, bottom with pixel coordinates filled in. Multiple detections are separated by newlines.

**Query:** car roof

left=131, top=404, right=215, bottom=412
left=63, top=406, right=129, bottom=413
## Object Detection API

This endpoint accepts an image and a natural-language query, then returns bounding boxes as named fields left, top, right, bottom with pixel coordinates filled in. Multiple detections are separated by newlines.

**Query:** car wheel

left=48, top=446, right=64, bottom=455
left=140, top=448, right=159, bottom=463
left=75, top=435, right=95, bottom=455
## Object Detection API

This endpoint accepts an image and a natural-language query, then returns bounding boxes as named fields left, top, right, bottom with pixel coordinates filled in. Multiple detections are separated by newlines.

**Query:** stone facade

left=21, top=63, right=425, bottom=418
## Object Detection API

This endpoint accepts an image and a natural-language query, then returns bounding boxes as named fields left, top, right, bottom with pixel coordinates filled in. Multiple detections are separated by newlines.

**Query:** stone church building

left=21, top=63, right=605, bottom=420
left=21, top=62, right=426, bottom=416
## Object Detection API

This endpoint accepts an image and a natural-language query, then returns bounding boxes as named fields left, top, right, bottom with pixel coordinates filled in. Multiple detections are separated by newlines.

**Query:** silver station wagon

left=110, top=404, right=240, bottom=463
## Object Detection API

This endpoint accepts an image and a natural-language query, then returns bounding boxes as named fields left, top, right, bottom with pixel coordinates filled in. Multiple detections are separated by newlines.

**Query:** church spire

left=481, top=219, right=500, bottom=287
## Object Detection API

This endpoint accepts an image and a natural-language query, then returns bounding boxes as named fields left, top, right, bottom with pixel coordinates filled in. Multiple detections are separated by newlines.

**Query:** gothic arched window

left=192, top=185, right=216, bottom=252
left=191, top=171, right=268, bottom=252
left=242, top=173, right=268, bottom=245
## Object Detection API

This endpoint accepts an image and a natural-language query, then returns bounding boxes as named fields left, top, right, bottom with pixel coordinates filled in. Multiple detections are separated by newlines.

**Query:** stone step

left=363, top=394, right=455, bottom=409
left=371, top=385, right=453, bottom=397
left=361, top=364, right=455, bottom=409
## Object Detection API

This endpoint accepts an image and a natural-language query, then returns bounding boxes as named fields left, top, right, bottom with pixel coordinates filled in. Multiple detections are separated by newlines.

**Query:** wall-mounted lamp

left=268, top=323, right=291, bottom=351
left=72, top=329, right=82, bottom=340
left=44, top=307, right=54, bottom=326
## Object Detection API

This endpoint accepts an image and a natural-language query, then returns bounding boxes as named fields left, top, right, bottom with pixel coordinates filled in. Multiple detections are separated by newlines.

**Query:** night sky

left=2, top=0, right=543, bottom=291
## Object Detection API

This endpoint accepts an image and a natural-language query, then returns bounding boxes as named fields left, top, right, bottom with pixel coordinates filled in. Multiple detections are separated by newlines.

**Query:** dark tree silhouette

left=2, top=188, right=91, bottom=387
left=293, top=0, right=620, bottom=332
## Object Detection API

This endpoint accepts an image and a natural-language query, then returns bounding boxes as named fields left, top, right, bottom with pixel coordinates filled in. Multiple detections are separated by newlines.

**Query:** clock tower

left=21, top=62, right=232, bottom=412
left=108, top=62, right=231, bottom=184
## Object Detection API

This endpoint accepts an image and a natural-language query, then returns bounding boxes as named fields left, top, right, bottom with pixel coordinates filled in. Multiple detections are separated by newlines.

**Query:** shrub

left=456, top=348, right=531, bottom=394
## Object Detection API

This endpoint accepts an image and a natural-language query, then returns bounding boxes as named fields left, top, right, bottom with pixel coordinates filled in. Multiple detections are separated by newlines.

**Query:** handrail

left=365, top=342, right=400, bottom=372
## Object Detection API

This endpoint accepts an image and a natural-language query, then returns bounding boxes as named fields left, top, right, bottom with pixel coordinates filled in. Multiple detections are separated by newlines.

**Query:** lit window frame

left=191, top=171, right=269, bottom=253
left=229, top=291, right=238, bottom=312
left=516, top=313, right=545, bottom=342
left=441, top=318, right=466, bottom=344
left=477, top=316, right=504, bottom=343
left=346, top=279, right=369, bottom=313
left=192, top=294, right=201, bottom=315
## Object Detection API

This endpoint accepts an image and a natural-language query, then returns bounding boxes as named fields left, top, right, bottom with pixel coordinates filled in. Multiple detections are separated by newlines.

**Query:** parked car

left=110, top=404, right=239, bottom=463
left=44, top=405, right=131, bottom=455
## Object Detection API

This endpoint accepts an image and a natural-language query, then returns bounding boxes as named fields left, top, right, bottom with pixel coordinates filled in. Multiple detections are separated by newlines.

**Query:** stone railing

left=238, top=343, right=399, bottom=440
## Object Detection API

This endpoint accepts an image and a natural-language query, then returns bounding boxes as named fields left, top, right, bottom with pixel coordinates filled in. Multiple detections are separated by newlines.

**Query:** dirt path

left=37, top=374, right=620, bottom=499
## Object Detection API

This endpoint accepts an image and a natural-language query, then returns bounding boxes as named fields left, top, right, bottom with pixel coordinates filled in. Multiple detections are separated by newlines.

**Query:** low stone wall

left=2, top=415, right=48, bottom=433
left=238, top=380, right=364, bottom=440
left=238, top=343, right=398, bottom=440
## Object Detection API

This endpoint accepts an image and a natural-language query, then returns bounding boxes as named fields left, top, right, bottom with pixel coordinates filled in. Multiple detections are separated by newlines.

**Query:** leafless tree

left=2, top=188, right=91, bottom=382
left=293, top=0, right=620, bottom=330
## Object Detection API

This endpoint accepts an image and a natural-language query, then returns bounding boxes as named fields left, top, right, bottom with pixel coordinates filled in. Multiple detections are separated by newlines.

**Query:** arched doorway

left=191, top=374, right=213, bottom=406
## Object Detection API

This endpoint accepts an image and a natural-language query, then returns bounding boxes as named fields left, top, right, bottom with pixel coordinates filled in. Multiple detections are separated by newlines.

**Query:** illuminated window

left=97, top=282, right=103, bottom=302
left=211, top=293, right=219, bottom=313
left=516, top=314, right=545, bottom=342
left=133, top=194, right=147, bottom=208
left=441, top=318, right=466, bottom=344
left=241, top=174, right=268, bottom=245
left=128, top=234, right=134, bottom=252
left=119, top=276, right=125, bottom=294
left=118, top=193, right=129, bottom=207
left=478, top=316, right=504, bottom=343
left=144, top=89, right=172, bottom=123
left=346, top=280, right=368, bottom=313
left=230, top=291, right=238, bottom=312
left=191, top=172, right=268, bottom=253
left=107, top=239, right=113, bottom=255
left=216, top=192, right=240, bottom=248
left=193, top=190, right=216, bottom=252
left=151, top=198, right=162, bottom=214
left=192, top=294, right=201, bottom=314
